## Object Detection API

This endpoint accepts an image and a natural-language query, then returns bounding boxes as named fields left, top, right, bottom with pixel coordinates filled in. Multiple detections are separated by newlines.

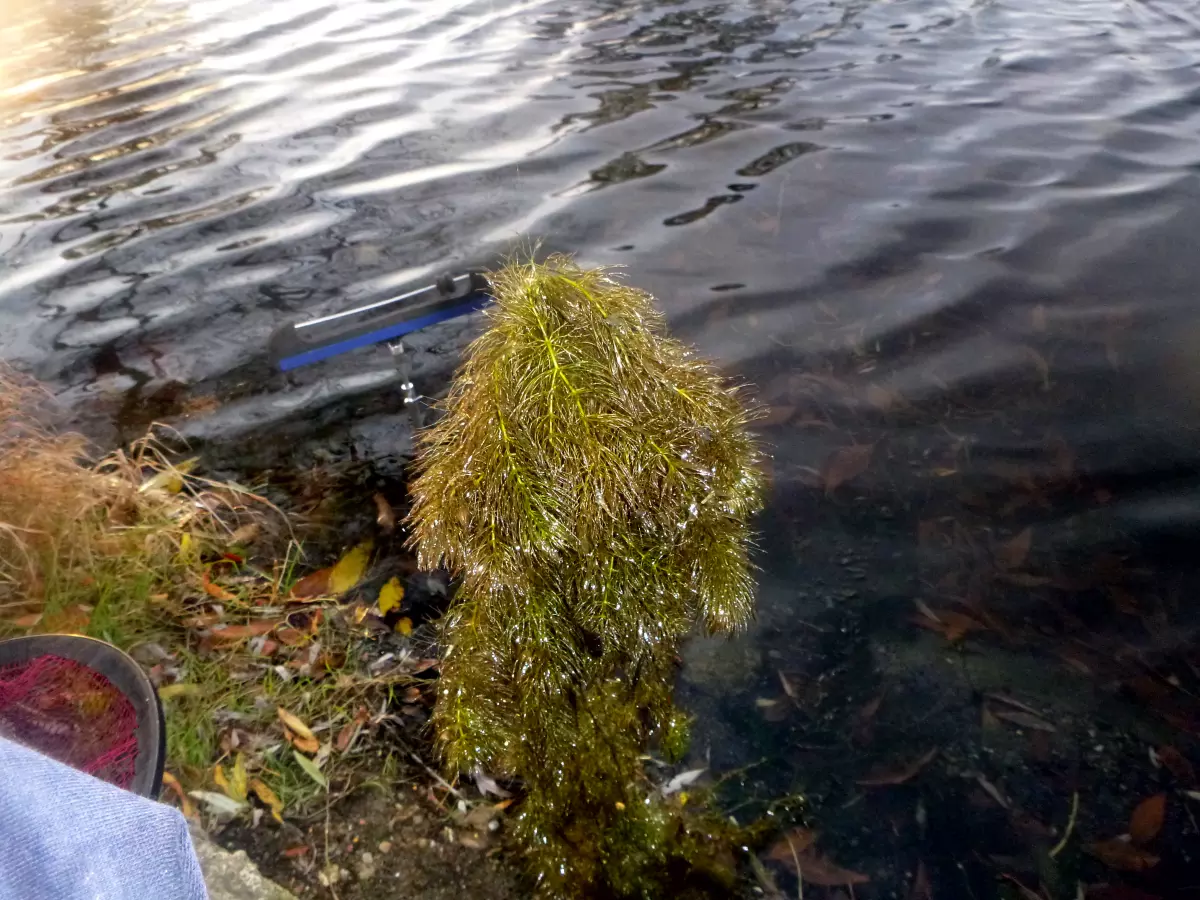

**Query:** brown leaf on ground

left=866, top=383, right=906, bottom=412
left=765, top=828, right=817, bottom=863
left=1087, top=840, right=1160, bottom=871
left=1129, top=793, right=1166, bottom=845
left=207, top=620, right=282, bottom=643
left=822, top=444, right=874, bottom=495
left=202, top=569, right=236, bottom=601
left=912, top=609, right=985, bottom=642
left=250, top=778, right=284, bottom=823
left=999, top=874, right=1046, bottom=900
left=857, top=748, right=938, bottom=787
left=853, top=691, right=886, bottom=745
left=908, top=861, right=932, bottom=900
left=290, top=568, right=332, bottom=599
left=44, top=603, right=92, bottom=634
left=335, top=706, right=370, bottom=752
left=1157, top=745, right=1196, bottom=785
left=777, top=851, right=869, bottom=886
left=373, top=493, right=396, bottom=533
left=277, top=706, right=316, bottom=741
left=992, top=710, right=1057, bottom=733
left=995, top=527, right=1032, bottom=570
left=161, top=772, right=197, bottom=819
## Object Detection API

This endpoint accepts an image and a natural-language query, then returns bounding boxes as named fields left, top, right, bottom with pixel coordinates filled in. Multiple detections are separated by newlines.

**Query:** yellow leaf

left=162, top=772, right=197, bottom=819
left=213, top=764, right=230, bottom=794
left=329, top=541, right=372, bottom=595
left=228, top=753, right=248, bottom=803
left=139, top=458, right=198, bottom=494
left=250, top=778, right=284, bottom=823
left=395, top=617, right=413, bottom=636
left=277, top=707, right=315, bottom=742
left=378, top=577, right=404, bottom=616
left=179, top=532, right=195, bottom=560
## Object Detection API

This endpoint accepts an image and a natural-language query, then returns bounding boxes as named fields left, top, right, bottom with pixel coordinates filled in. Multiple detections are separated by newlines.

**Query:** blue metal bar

left=276, top=292, right=491, bottom=371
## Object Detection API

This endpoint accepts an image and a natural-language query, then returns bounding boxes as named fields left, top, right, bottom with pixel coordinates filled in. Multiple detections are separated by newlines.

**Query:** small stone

left=357, top=852, right=376, bottom=882
left=378, top=841, right=393, bottom=854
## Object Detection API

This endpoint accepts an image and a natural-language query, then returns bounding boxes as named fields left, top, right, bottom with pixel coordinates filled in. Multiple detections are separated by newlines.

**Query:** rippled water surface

left=6, top=0, right=1200, bottom=894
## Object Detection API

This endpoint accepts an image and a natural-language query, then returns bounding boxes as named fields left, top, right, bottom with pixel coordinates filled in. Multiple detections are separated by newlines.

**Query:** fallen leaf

left=378, top=577, right=404, bottom=616
left=474, top=769, right=513, bottom=799
left=250, top=778, right=283, bottom=823
left=335, top=707, right=369, bottom=753
left=189, top=790, right=247, bottom=817
left=395, top=617, right=413, bottom=635
left=44, top=603, right=92, bottom=634
left=866, top=384, right=904, bottom=412
left=1129, top=793, right=1166, bottom=845
left=857, top=748, right=938, bottom=786
left=208, top=620, right=280, bottom=643
left=373, top=493, right=396, bottom=533
left=289, top=732, right=320, bottom=754
left=999, top=873, right=1046, bottom=900
left=162, top=772, right=197, bottom=819
left=282, top=845, right=310, bottom=859
left=329, top=541, right=372, bottom=595
left=992, top=710, right=1057, bottom=733
left=1022, top=345, right=1051, bottom=391
left=277, top=707, right=316, bottom=742
left=853, top=691, right=885, bottom=745
left=912, top=608, right=984, bottom=642
left=985, top=693, right=1043, bottom=717
left=1031, top=304, right=1047, bottom=333
left=11, top=612, right=42, bottom=628
left=822, top=444, right=874, bottom=495
left=1087, top=839, right=1159, bottom=871
left=202, top=569, right=236, bottom=601
left=228, top=753, right=248, bottom=803
left=776, top=851, right=869, bottom=886
left=976, top=774, right=1010, bottom=809
left=213, top=764, right=230, bottom=795
left=765, top=828, right=817, bottom=862
left=179, top=532, right=195, bottom=560
left=293, top=750, right=328, bottom=789
left=290, top=568, right=332, bottom=599
left=908, top=860, right=932, bottom=900
left=1156, top=745, right=1195, bottom=785
left=139, top=458, right=197, bottom=494
left=663, top=768, right=706, bottom=795
left=995, top=528, right=1032, bottom=570
left=913, top=599, right=943, bottom=625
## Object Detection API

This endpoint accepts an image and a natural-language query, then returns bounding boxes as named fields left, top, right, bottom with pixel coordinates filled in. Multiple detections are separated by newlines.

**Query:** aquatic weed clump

left=406, top=256, right=764, bottom=897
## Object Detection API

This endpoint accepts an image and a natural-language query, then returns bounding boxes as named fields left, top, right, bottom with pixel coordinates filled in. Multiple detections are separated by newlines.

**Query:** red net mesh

left=0, top=654, right=139, bottom=789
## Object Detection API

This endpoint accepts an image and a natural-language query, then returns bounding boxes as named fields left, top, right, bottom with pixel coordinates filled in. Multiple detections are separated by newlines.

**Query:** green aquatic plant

left=406, top=256, right=765, bottom=897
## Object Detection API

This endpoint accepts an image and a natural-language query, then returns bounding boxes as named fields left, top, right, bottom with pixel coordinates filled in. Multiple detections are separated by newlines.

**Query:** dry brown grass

left=0, top=364, right=421, bottom=821
left=0, top=365, right=259, bottom=636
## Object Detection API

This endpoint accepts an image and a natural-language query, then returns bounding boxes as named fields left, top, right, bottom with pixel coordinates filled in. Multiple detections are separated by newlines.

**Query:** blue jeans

left=0, top=735, right=207, bottom=899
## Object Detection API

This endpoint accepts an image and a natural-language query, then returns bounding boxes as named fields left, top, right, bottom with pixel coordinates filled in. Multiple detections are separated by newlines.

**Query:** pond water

left=4, top=0, right=1200, bottom=896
